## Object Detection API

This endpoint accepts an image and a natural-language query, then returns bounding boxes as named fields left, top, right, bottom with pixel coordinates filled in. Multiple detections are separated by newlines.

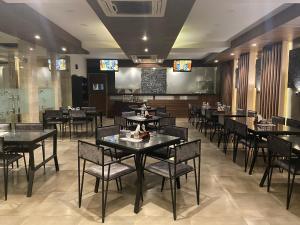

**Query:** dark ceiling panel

left=87, top=0, right=195, bottom=59
left=0, top=1, right=88, bottom=54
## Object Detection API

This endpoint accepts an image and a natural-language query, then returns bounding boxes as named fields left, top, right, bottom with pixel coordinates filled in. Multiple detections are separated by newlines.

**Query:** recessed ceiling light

left=144, top=48, right=148, bottom=52
left=230, top=53, right=235, bottom=56
left=142, top=35, right=148, bottom=41
left=214, top=60, right=219, bottom=63
left=158, top=59, right=163, bottom=63
left=29, top=47, right=34, bottom=51
left=251, top=43, right=257, bottom=47
left=61, top=47, right=67, bottom=52
left=34, top=35, right=41, bottom=40
left=152, top=67, right=156, bottom=70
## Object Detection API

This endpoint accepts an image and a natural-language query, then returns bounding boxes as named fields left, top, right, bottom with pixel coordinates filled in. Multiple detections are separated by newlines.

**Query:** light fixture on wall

left=61, top=47, right=67, bottom=52
left=214, top=59, right=219, bottom=63
left=34, top=34, right=41, bottom=40
left=142, top=35, right=148, bottom=41
left=144, top=48, right=148, bottom=52
left=251, top=43, right=257, bottom=47
left=230, top=53, right=235, bottom=56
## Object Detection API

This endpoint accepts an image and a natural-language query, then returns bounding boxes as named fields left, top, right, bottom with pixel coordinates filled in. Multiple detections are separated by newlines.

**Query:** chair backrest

left=122, top=111, right=136, bottom=117
left=44, top=110, right=63, bottom=119
left=237, top=108, right=246, bottom=116
left=15, top=123, right=43, bottom=131
left=247, top=110, right=257, bottom=117
left=286, top=118, right=300, bottom=129
left=267, top=135, right=292, bottom=158
left=156, top=112, right=170, bottom=118
left=163, top=126, right=188, bottom=141
left=156, top=106, right=166, bottom=113
left=78, top=140, right=104, bottom=165
left=224, top=118, right=235, bottom=133
left=234, top=121, right=248, bottom=139
left=174, top=139, right=201, bottom=163
left=0, top=123, right=11, bottom=131
left=96, top=125, right=120, bottom=142
left=159, top=117, right=176, bottom=127
left=114, top=116, right=127, bottom=128
left=272, top=116, right=286, bottom=125
left=69, top=110, right=86, bottom=119
left=224, top=105, right=231, bottom=113
left=81, top=107, right=96, bottom=113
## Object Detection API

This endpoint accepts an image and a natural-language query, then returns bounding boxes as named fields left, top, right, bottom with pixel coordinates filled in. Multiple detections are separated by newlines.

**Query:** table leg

left=134, top=153, right=143, bottom=214
left=249, top=137, right=258, bottom=175
left=94, top=115, right=97, bottom=129
left=53, top=131, right=59, bottom=171
left=27, top=151, right=35, bottom=197
left=259, top=166, right=269, bottom=187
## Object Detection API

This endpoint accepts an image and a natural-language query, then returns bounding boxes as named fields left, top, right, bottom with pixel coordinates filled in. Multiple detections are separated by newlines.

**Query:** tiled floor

left=1, top=118, right=300, bottom=225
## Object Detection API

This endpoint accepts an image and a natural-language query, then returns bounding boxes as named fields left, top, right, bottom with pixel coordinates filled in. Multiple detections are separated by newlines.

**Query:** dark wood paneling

left=218, top=60, right=234, bottom=106
left=72, top=75, right=88, bottom=107
left=237, top=53, right=250, bottom=109
left=88, top=74, right=108, bottom=113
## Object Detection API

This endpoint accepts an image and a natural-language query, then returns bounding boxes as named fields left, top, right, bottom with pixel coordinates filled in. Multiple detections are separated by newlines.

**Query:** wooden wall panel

left=219, top=60, right=234, bottom=106
left=237, top=53, right=250, bottom=109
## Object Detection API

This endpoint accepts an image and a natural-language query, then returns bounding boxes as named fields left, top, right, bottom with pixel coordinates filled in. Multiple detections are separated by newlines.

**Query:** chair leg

left=78, top=160, right=86, bottom=208
left=42, top=141, right=46, bottom=174
left=287, top=172, right=296, bottom=209
left=119, top=177, right=123, bottom=191
left=193, top=158, right=200, bottom=205
left=23, top=153, right=28, bottom=178
left=267, top=166, right=274, bottom=193
left=169, top=177, right=176, bottom=220
left=94, top=178, right=100, bottom=193
left=161, top=177, right=165, bottom=192
left=3, top=159, right=8, bottom=201
left=103, top=179, right=110, bottom=223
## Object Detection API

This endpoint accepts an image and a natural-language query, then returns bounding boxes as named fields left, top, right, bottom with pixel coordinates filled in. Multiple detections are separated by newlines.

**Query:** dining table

left=96, top=133, right=181, bottom=214
left=2, top=129, right=58, bottom=197
left=259, top=135, right=300, bottom=187
left=231, top=117, right=300, bottom=175
left=129, top=106, right=157, bottom=114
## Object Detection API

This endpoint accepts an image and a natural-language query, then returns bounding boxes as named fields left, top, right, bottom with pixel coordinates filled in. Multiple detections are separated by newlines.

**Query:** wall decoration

left=141, top=68, right=167, bottom=94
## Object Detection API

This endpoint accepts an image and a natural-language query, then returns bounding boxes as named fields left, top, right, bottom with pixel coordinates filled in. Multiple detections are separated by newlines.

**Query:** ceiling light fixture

left=214, top=60, right=219, bottom=63
left=29, top=47, right=34, bottom=51
left=230, top=53, right=235, bottom=56
left=61, top=47, right=67, bottom=52
left=34, top=35, right=41, bottom=40
left=142, top=35, right=148, bottom=41
left=144, top=48, right=148, bottom=52
left=251, top=43, right=257, bottom=47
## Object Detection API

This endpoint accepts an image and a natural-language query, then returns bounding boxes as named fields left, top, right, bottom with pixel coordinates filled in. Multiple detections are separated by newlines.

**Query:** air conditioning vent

left=131, top=55, right=159, bottom=63
left=97, top=0, right=167, bottom=17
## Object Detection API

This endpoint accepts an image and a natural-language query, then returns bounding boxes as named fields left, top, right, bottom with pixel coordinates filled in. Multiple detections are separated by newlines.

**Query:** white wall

left=69, top=54, right=87, bottom=77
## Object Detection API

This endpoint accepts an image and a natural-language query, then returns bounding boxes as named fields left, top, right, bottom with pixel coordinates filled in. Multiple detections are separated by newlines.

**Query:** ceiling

left=4, top=0, right=300, bottom=60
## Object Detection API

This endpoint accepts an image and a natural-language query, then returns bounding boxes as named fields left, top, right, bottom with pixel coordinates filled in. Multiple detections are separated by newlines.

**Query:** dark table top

left=279, top=135, right=300, bottom=152
left=97, top=134, right=181, bottom=154
left=231, top=117, right=300, bottom=135
left=126, top=115, right=161, bottom=123
left=213, top=111, right=247, bottom=117
left=1, top=129, right=56, bottom=145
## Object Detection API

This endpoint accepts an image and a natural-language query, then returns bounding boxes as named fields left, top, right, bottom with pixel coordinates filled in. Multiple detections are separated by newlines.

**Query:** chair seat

left=0, top=153, right=23, bottom=164
left=274, top=158, right=300, bottom=174
left=145, top=161, right=194, bottom=178
left=147, top=147, right=174, bottom=159
left=85, top=163, right=135, bottom=181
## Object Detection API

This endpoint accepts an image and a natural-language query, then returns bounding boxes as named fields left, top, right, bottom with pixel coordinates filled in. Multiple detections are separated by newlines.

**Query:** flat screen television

left=100, top=59, right=119, bottom=71
left=173, top=60, right=192, bottom=72
left=48, top=59, right=67, bottom=71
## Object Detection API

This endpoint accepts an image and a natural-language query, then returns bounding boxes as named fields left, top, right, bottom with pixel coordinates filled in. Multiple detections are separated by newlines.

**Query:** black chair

left=156, top=112, right=171, bottom=118
left=81, top=107, right=97, bottom=133
left=144, top=140, right=201, bottom=220
left=272, top=116, right=286, bottom=125
left=218, top=118, right=236, bottom=153
left=156, top=106, right=167, bottom=113
left=69, top=110, right=87, bottom=138
left=15, top=123, right=46, bottom=174
left=234, top=121, right=267, bottom=172
left=114, top=116, right=127, bottom=130
left=77, top=140, right=135, bottom=222
left=237, top=108, right=246, bottom=116
left=247, top=110, right=257, bottom=117
left=0, top=137, right=24, bottom=200
left=159, top=117, right=176, bottom=128
left=286, top=118, right=300, bottom=129
left=266, top=136, right=300, bottom=209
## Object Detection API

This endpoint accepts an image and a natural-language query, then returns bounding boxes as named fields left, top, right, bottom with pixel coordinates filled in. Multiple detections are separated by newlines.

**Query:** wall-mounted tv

left=100, top=59, right=118, bottom=71
left=173, top=60, right=192, bottom=72
left=48, top=59, right=67, bottom=71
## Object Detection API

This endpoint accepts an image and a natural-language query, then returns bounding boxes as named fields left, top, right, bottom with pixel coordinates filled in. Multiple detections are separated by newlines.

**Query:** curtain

left=219, top=60, right=234, bottom=106
left=259, top=43, right=282, bottom=119
left=237, top=53, right=250, bottom=109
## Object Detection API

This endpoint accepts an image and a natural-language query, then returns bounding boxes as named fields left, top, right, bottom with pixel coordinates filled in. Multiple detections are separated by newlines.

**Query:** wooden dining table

left=259, top=135, right=300, bottom=187
left=230, top=117, right=300, bottom=174
left=2, top=129, right=58, bottom=197
left=97, top=133, right=181, bottom=214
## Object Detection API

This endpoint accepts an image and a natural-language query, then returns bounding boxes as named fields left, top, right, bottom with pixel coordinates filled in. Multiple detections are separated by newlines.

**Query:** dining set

left=189, top=104, right=300, bottom=210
